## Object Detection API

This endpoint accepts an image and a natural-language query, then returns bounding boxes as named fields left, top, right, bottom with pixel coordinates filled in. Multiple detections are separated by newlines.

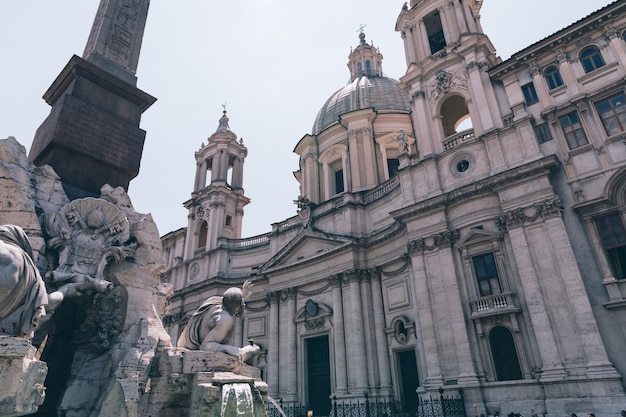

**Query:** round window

left=457, top=160, right=470, bottom=172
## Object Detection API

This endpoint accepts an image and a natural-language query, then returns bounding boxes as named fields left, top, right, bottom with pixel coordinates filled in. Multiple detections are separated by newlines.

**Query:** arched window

left=197, top=221, right=208, bottom=250
left=357, top=62, right=363, bottom=77
left=440, top=95, right=472, bottom=137
left=489, top=326, right=523, bottom=381
left=544, top=66, right=564, bottom=90
left=580, top=47, right=605, bottom=73
left=365, top=60, right=372, bottom=76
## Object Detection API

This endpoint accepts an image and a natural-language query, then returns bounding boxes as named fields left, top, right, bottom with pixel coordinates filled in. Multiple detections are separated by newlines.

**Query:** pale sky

left=0, top=1, right=613, bottom=238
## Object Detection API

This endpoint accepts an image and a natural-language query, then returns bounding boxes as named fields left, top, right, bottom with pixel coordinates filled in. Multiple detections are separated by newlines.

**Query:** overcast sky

left=0, top=1, right=613, bottom=238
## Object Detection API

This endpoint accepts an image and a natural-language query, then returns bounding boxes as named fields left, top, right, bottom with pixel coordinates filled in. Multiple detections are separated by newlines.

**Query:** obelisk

left=29, top=0, right=156, bottom=199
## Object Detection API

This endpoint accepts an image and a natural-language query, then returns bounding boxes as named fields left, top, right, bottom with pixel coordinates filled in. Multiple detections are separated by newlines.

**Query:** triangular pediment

left=456, top=228, right=501, bottom=248
left=261, top=229, right=351, bottom=271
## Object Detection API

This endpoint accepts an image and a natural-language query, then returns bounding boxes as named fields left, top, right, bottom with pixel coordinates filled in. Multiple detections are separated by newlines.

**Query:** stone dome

left=312, top=75, right=411, bottom=134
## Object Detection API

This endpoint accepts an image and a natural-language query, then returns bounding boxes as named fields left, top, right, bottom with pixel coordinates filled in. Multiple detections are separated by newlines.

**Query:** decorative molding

left=281, top=287, right=298, bottom=301
left=465, top=61, right=489, bottom=72
left=298, top=280, right=333, bottom=296
left=381, top=254, right=411, bottom=277
left=494, top=197, right=564, bottom=230
left=429, top=70, right=468, bottom=102
left=407, top=229, right=460, bottom=254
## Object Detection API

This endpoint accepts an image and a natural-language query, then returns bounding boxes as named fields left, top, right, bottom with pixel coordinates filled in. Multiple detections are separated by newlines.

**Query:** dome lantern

left=347, top=30, right=384, bottom=82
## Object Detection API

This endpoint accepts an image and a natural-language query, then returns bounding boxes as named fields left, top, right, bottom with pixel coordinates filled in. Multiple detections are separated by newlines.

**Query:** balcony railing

left=469, top=292, right=518, bottom=318
left=443, top=129, right=475, bottom=151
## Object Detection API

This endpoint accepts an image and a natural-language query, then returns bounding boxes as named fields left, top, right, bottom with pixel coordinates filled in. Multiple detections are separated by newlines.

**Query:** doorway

left=306, top=335, right=332, bottom=416
left=397, top=349, right=419, bottom=410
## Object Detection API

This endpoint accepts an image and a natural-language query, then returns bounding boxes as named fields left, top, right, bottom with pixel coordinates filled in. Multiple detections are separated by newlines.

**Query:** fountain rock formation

left=0, top=136, right=268, bottom=416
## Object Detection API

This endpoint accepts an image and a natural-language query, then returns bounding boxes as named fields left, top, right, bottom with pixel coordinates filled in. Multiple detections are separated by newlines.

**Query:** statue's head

left=222, top=281, right=253, bottom=317
left=222, top=287, right=244, bottom=316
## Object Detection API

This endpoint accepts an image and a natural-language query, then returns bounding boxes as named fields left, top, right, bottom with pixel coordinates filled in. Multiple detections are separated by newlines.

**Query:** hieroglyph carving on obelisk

left=83, top=0, right=150, bottom=74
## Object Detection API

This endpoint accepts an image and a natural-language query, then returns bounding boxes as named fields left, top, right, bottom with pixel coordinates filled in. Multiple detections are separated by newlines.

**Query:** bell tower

left=396, top=0, right=501, bottom=158
left=183, top=110, right=250, bottom=257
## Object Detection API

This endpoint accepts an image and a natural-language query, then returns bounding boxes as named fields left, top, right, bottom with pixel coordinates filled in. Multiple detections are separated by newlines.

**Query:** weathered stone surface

left=83, top=0, right=151, bottom=80
left=29, top=55, right=156, bottom=198
left=182, top=350, right=261, bottom=380
left=0, top=336, right=47, bottom=416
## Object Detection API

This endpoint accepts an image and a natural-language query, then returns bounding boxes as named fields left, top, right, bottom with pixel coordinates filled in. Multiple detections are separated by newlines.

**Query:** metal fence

left=267, top=390, right=467, bottom=417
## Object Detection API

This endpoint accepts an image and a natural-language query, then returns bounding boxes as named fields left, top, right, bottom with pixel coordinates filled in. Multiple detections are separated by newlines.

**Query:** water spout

left=266, top=396, right=287, bottom=417
left=220, top=382, right=266, bottom=417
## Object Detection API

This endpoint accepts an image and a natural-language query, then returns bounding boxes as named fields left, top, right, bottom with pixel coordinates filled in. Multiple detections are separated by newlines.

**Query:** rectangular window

left=595, top=213, right=626, bottom=279
left=473, top=253, right=502, bottom=296
left=595, top=93, right=626, bottom=136
left=521, top=82, right=539, bottom=105
left=334, top=169, right=344, bottom=194
left=535, top=123, right=552, bottom=143
left=387, top=158, right=400, bottom=178
left=425, top=11, right=446, bottom=54
left=558, top=112, right=588, bottom=149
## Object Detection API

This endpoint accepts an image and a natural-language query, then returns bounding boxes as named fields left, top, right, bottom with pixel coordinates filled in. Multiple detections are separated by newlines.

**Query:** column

left=194, top=161, right=203, bottom=191
left=331, top=275, right=348, bottom=395
left=440, top=4, right=457, bottom=45
left=348, top=273, right=368, bottom=389
left=556, top=50, right=580, bottom=96
left=583, top=217, right=623, bottom=301
left=453, top=0, right=469, bottom=34
left=437, top=246, right=478, bottom=384
left=401, top=31, right=414, bottom=67
left=543, top=217, right=618, bottom=377
left=231, top=156, right=244, bottom=189
left=348, top=130, right=361, bottom=191
left=419, top=19, right=431, bottom=57
left=530, top=65, right=551, bottom=105
left=408, top=249, right=444, bottom=388
left=286, top=288, right=298, bottom=397
left=606, top=28, right=626, bottom=68
left=360, top=128, right=377, bottom=188
left=267, top=291, right=280, bottom=396
left=304, top=153, right=320, bottom=203
left=466, top=62, right=494, bottom=131
left=235, top=314, right=243, bottom=347
left=462, top=2, right=478, bottom=33
left=370, top=271, right=393, bottom=394
left=506, top=224, right=566, bottom=380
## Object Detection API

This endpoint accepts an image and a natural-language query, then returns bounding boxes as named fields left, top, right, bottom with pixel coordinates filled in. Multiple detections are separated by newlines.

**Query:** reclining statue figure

left=177, top=280, right=260, bottom=364
left=0, top=225, right=48, bottom=338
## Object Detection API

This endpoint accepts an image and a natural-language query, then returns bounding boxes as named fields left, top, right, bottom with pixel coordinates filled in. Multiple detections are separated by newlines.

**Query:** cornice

left=391, top=155, right=561, bottom=221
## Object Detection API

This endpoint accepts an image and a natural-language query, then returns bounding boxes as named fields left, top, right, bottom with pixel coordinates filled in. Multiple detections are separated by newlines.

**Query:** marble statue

left=43, top=197, right=132, bottom=313
left=397, top=129, right=409, bottom=154
left=177, top=280, right=260, bottom=364
left=0, top=225, right=48, bottom=338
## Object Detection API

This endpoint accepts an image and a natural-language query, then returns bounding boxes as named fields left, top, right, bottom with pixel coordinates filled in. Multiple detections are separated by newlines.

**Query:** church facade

left=161, top=1, right=626, bottom=416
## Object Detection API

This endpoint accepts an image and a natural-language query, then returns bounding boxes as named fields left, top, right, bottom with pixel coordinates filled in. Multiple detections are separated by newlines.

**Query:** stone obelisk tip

left=82, top=0, right=151, bottom=84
